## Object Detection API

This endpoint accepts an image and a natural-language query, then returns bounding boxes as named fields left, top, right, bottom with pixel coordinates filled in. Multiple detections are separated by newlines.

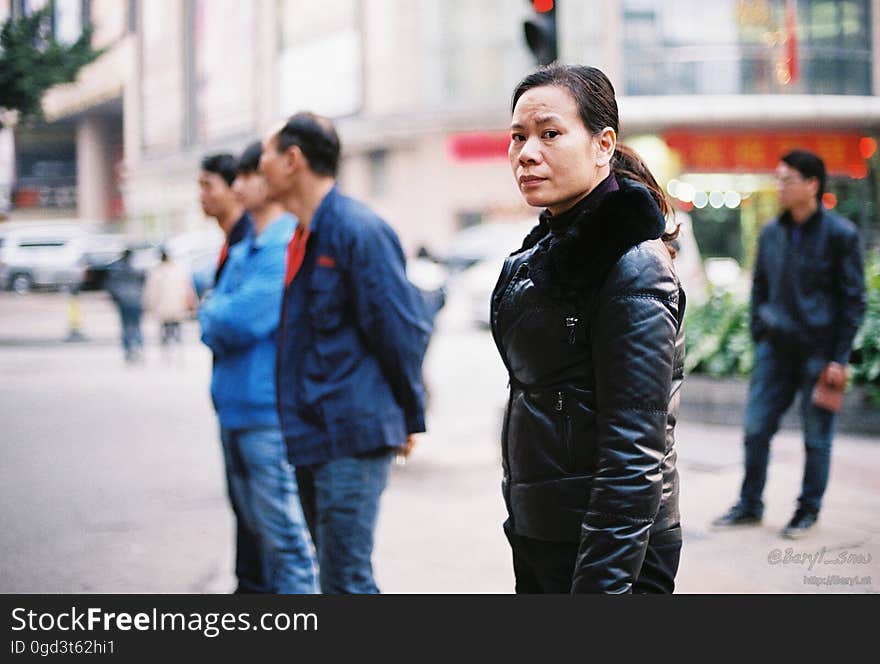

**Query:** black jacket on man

left=751, top=207, right=865, bottom=363
left=491, top=176, right=685, bottom=593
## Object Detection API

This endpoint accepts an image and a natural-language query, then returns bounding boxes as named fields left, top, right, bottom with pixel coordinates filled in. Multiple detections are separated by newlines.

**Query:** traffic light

left=523, top=0, right=557, bottom=66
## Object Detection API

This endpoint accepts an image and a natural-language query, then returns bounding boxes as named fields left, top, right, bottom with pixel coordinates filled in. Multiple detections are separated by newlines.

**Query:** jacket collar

left=308, top=184, right=340, bottom=238
left=779, top=206, right=823, bottom=230
left=516, top=176, right=667, bottom=293
left=228, top=211, right=253, bottom=247
left=542, top=172, right=619, bottom=235
left=251, top=212, right=296, bottom=249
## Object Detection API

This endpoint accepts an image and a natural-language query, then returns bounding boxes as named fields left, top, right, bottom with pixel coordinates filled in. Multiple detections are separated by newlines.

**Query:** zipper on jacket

left=565, top=316, right=578, bottom=344
left=555, top=390, right=564, bottom=412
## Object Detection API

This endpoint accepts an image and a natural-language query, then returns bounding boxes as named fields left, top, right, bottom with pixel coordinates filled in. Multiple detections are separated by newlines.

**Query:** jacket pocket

left=507, top=388, right=572, bottom=482
left=553, top=390, right=575, bottom=471
left=308, top=270, right=346, bottom=331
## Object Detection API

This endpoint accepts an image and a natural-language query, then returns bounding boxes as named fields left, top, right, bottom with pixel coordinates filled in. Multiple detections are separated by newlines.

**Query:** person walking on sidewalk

left=713, top=150, right=866, bottom=539
left=199, top=142, right=317, bottom=593
left=492, top=65, right=685, bottom=594
left=106, top=248, right=146, bottom=364
left=143, top=249, right=196, bottom=362
left=259, top=112, right=431, bottom=594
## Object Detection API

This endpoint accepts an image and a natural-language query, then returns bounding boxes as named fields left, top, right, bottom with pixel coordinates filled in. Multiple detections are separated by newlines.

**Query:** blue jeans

left=220, top=427, right=317, bottom=593
left=118, top=305, right=143, bottom=361
left=295, top=448, right=394, bottom=594
left=739, top=341, right=837, bottom=516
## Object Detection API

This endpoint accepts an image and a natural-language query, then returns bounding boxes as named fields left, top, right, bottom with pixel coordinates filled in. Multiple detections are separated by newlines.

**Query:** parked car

left=0, top=222, right=91, bottom=293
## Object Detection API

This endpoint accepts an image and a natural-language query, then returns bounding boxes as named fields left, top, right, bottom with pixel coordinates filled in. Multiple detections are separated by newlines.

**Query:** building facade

left=3, top=0, right=879, bottom=263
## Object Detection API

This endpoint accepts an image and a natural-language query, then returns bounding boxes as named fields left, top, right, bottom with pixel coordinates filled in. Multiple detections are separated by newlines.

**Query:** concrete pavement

left=0, top=290, right=877, bottom=593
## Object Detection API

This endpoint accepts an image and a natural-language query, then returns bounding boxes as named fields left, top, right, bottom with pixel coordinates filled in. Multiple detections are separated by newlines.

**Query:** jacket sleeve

left=198, top=243, right=286, bottom=356
left=831, top=229, right=866, bottom=365
left=572, top=264, right=678, bottom=594
left=750, top=229, right=769, bottom=342
left=346, top=222, right=430, bottom=435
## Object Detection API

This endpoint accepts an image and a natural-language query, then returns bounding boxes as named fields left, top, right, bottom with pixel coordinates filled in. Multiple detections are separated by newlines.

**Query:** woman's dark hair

left=237, top=140, right=264, bottom=174
left=200, top=153, right=238, bottom=187
left=781, top=149, right=826, bottom=203
left=275, top=112, right=340, bottom=177
left=511, top=64, right=673, bottom=222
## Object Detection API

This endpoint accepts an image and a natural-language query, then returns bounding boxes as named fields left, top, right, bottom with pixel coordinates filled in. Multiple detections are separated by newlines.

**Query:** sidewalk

left=1, top=290, right=877, bottom=594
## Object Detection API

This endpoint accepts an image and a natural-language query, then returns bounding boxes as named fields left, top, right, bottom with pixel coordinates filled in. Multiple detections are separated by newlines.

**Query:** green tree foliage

left=0, top=6, right=103, bottom=127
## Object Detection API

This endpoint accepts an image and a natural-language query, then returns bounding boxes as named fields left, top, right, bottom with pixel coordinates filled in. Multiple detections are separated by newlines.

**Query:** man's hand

left=823, top=362, right=848, bottom=389
left=396, top=434, right=417, bottom=461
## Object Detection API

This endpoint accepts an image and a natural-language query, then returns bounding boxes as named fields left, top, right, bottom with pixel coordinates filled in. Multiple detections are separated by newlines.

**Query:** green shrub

left=850, top=251, right=880, bottom=406
left=685, top=250, right=880, bottom=408
left=683, top=289, right=753, bottom=377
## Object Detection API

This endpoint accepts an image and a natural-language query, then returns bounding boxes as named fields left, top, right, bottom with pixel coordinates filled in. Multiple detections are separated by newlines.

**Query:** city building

left=2, top=0, right=878, bottom=266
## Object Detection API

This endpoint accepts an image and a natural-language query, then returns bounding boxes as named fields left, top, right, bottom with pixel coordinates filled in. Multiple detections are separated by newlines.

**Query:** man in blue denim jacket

left=199, top=142, right=317, bottom=593
left=259, top=113, right=430, bottom=593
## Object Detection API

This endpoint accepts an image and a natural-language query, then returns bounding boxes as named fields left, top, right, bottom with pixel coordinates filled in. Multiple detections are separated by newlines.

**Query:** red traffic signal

left=524, top=1, right=557, bottom=65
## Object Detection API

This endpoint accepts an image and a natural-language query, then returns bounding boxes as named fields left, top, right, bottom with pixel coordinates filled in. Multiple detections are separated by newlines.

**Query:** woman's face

left=509, top=84, right=615, bottom=216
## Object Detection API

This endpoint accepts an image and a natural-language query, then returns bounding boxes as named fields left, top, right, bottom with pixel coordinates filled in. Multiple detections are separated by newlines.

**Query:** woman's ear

left=595, top=127, right=617, bottom=168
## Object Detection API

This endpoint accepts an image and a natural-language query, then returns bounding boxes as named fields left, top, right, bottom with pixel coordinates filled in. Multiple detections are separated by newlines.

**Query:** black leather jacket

left=751, top=208, right=865, bottom=364
left=491, top=177, right=684, bottom=593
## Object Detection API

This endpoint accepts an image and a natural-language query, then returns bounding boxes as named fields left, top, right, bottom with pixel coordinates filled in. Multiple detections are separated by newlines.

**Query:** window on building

left=422, top=0, right=533, bottom=111
left=622, top=0, right=872, bottom=96
left=277, top=0, right=361, bottom=118
left=192, top=0, right=258, bottom=142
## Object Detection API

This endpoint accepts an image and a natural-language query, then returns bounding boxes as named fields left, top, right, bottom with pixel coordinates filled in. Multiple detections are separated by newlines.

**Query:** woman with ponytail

left=491, top=64, right=685, bottom=593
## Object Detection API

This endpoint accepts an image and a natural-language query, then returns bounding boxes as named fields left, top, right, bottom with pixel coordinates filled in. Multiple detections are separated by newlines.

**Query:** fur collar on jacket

left=515, top=177, right=667, bottom=294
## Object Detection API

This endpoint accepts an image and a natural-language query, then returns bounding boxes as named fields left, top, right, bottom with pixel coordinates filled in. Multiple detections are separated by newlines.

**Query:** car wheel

left=10, top=273, right=33, bottom=295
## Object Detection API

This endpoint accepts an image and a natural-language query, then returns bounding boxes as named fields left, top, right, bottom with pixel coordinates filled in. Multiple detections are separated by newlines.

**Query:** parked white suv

left=0, top=222, right=90, bottom=293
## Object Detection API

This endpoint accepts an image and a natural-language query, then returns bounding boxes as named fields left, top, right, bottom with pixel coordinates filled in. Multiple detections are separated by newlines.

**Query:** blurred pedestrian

left=143, top=249, right=196, bottom=363
left=106, top=248, right=146, bottom=364
left=198, top=152, right=264, bottom=593
left=492, top=64, right=685, bottom=593
left=259, top=113, right=431, bottom=594
left=199, top=142, right=317, bottom=594
left=713, top=150, right=866, bottom=539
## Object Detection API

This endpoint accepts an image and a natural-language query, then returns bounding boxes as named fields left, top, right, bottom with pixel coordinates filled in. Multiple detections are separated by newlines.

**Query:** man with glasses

left=713, top=150, right=866, bottom=538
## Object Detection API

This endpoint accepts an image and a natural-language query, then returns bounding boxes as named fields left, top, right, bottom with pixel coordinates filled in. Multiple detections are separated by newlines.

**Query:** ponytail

left=612, top=143, right=680, bottom=258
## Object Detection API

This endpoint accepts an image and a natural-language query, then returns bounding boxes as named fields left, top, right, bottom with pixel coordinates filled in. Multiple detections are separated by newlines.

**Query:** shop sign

left=663, top=131, right=869, bottom=178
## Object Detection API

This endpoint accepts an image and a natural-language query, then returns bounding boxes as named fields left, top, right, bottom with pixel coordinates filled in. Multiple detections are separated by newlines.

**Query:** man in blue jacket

left=259, top=112, right=430, bottom=593
left=200, top=142, right=317, bottom=593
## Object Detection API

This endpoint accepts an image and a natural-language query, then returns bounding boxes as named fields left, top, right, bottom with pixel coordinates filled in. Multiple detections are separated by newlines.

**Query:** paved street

left=1, top=289, right=878, bottom=593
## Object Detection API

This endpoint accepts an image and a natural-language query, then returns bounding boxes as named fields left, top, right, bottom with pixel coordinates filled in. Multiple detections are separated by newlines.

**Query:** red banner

left=663, top=131, right=868, bottom=178
left=447, top=132, right=509, bottom=161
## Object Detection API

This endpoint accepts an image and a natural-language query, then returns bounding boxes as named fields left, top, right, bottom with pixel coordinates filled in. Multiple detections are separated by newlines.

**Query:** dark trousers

left=160, top=320, right=182, bottom=346
left=739, top=341, right=836, bottom=516
left=504, top=521, right=681, bottom=594
left=118, top=305, right=143, bottom=361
